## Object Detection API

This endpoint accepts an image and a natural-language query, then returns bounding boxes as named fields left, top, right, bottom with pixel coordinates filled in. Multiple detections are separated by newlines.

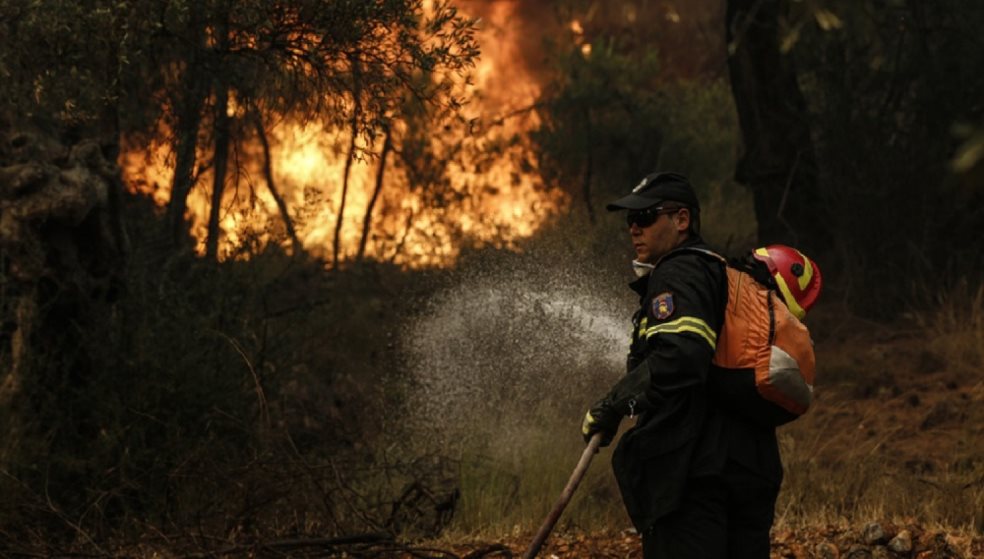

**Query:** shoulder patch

left=652, top=292, right=675, bottom=320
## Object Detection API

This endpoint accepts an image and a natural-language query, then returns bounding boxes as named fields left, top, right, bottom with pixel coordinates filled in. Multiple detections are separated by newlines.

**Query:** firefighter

left=581, top=172, right=779, bottom=558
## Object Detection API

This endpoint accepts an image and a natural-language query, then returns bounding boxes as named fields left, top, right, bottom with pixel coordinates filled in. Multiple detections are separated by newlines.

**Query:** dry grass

left=443, top=423, right=628, bottom=538
left=917, top=281, right=984, bottom=375
left=776, top=288, right=983, bottom=534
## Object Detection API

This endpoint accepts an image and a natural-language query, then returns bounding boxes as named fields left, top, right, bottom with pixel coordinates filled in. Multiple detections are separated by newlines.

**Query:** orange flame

left=122, top=3, right=567, bottom=267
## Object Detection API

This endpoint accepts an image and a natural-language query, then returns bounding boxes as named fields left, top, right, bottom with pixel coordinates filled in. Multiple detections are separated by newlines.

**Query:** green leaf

left=814, top=9, right=843, bottom=31
left=952, top=132, right=984, bottom=173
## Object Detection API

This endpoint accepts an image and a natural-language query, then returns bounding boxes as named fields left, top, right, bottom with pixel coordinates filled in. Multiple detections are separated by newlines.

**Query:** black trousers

left=641, top=461, right=779, bottom=559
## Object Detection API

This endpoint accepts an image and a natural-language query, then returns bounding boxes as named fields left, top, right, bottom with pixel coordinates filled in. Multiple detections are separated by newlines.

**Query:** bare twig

left=209, top=329, right=270, bottom=428
left=282, top=427, right=342, bottom=533
left=329, top=458, right=385, bottom=530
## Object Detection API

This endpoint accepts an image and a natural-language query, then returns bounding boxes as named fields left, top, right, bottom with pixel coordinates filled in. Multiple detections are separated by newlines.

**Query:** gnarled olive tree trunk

left=0, top=124, right=126, bottom=406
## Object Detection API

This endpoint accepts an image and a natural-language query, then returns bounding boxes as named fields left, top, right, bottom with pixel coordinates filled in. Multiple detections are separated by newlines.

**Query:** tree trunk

left=0, top=131, right=125, bottom=406
left=357, top=126, right=392, bottom=261
left=99, top=10, right=130, bottom=259
left=253, top=112, right=302, bottom=252
left=205, top=14, right=232, bottom=260
left=205, top=81, right=231, bottom=260
left=166, top=80, right=205, bottom=248
left=726, top=0, right=827, bottom=252
left=165, top=9, right=205, bottom=248
left=333, top=53, right=362, bottom=269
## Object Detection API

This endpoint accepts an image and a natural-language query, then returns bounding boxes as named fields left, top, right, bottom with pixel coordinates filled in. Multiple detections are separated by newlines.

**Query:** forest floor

left=436, top=524, right=984, bottom=558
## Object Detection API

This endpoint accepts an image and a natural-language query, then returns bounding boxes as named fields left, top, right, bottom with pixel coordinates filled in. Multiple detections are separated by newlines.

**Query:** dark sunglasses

left=626, top=206, right=681, bottom=228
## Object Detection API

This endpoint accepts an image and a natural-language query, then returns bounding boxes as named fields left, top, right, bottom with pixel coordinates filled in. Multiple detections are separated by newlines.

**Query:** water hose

left=521, top=432, right=603, bottom=559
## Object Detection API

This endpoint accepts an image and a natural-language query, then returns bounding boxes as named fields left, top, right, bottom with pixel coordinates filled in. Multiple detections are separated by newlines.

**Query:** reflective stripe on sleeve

left=644, top=316, right=717, bottom=349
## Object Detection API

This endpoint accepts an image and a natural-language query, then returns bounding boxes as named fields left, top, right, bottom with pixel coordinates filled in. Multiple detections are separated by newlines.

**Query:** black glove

left=581, top=398, right=622, bottom=447
left=582, top=362, right=657, bottom=447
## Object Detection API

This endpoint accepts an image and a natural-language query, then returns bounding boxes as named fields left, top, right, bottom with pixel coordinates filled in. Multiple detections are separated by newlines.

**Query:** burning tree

left=105, top=1, right=565, bottom=267
left=1, top=0, right=488, bottom=262
left=144, top=1, right=482, bottom=262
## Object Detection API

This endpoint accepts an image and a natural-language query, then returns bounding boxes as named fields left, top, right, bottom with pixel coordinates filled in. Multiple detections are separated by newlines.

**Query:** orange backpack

left=690, top=248, right=816, bottom=425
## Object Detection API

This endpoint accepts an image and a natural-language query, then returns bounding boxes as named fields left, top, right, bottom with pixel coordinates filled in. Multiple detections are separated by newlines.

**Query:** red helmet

left=752, top=245, right=822, bottom=320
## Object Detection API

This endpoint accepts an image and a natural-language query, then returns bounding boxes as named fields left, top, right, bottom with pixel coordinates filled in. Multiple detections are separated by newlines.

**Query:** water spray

left=398, top=254, right=632, bottom=543
left=402, top=262, right=629, bottom=452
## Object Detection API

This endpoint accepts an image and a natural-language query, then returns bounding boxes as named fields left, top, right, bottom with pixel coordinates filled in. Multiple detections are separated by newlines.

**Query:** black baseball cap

left=605, top=172, right=700, bottom=212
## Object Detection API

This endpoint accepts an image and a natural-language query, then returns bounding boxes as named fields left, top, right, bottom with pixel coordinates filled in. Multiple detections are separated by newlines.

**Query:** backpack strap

left=652, top=245, right=727, bottom=269
left=668, top=247, right=780, bottom=295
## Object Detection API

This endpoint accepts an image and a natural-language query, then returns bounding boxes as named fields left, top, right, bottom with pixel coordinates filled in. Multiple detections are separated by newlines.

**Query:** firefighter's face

left=628, top=207, right=690, bottom=263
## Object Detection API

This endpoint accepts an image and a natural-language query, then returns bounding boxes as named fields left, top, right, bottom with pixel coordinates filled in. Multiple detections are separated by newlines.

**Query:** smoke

left=466, top=1, right=562, bottom=84
left=400, top=251, right=634, bottom=453
left=464, top=0, right=726, bottom=87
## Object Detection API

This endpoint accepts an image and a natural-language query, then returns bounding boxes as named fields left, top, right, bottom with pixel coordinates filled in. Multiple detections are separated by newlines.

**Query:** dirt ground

left=438, top=525, right=983, bottom=558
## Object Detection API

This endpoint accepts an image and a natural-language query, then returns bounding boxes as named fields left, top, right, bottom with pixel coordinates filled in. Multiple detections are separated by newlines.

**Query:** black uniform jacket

left=607, top=237, right=781, bottom=532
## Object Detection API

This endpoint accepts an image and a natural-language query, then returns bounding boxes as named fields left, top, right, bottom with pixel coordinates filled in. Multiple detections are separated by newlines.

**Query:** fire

left=570, top=19, right=592, bottom=57
left=121, top=3, right=567, bottom=267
